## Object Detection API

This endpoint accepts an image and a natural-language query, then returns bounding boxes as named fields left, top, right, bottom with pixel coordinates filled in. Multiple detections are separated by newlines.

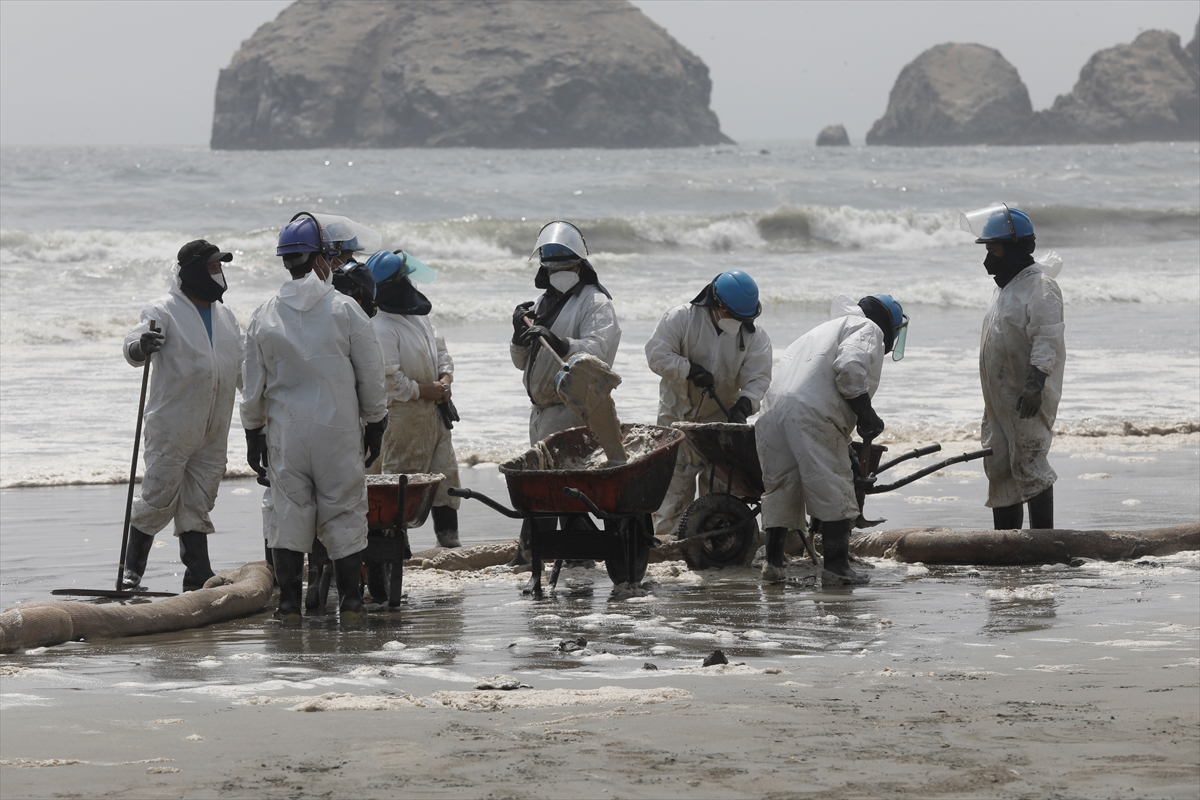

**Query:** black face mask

left=376, top=276, right=431, bottom=316
left=984, top=238, right=1036, bottom=288
left=180, top=259, right=226, bottom=303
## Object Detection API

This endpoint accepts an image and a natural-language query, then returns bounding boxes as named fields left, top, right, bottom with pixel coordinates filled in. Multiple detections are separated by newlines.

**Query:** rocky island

left=868, top=20, right=1199, bottom=146
left=211, top=0, right=731, bottom=150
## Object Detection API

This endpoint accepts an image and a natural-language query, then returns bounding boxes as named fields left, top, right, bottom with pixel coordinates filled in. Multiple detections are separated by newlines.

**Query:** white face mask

left=212, top=271, right=227, bottom=290
left=718, top=317, right=742, bottom=336
left=548, top=270, right=580, bottom=293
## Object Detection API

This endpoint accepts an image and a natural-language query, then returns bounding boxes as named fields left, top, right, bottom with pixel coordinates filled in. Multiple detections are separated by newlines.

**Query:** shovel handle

left=524, top=317, right=567, bottom=367
left=116, top=320, right=157, bottom=591
left=704, top=386, right=734, bottom=422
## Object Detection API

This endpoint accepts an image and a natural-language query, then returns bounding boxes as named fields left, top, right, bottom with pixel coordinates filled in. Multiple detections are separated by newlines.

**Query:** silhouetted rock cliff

left=211, top=0, right=731, bottom=150
left=816, top=124, right=850, bottom=146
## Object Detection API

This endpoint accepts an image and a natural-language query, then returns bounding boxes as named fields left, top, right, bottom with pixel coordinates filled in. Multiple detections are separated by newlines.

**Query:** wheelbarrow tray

left=366, top=473, right=444, bottom=529
left=673, top=421, right=764, bottom=499
left=499, top=424, right=683, bottom=515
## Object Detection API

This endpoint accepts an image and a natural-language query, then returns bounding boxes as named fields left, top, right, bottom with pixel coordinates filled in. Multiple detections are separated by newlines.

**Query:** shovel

left=53, top=321, right=177, bottom=599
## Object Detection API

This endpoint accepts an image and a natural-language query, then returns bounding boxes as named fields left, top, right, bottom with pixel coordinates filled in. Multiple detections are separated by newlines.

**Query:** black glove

left=436, top=399, right=460, bottom=430
left=130, top=330, right=165, bottom=362
left=521, top=325, right=569, bottom=357
left=246, top=426, right=269, bottom=487
left=511, top=301, right=535, bottom=344
left=1017, top=365, right=1048, bottom=419
left=687, top=361, right=715, bottom=390
left=363, top=417, right=388, bottom=468
left=729, top=396, right=753, bottom=424
left=846, top=393, right=884, bottom=441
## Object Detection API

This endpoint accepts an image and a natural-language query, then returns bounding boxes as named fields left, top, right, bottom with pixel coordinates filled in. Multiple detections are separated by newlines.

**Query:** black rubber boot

left=506, top=519, right=534, bottom=567
left=761, top=527, right=787, bottom=583
left=432, top=506, right=461, bottom=548
left=993, top=503, right=1024, bottom=530
left=121, top=527, right=155, bottom=589
left=821, top=519, right=869, bottom=586
left=365, top=562, right=389, bottom=605
left=179, top=531, right=216, bottom=592
left=1028, top=485, right=1054, bottom=530
left=334, top=551, right=365, bottom=626
left=271, top=548, right=306, bottom=625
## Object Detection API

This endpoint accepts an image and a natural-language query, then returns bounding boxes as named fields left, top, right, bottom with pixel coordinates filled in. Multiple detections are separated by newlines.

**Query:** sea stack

left=866, top=43, right=1032, bottom=146
left=816, top=124, right=850, bottom=146
left=211, top=0, right=731, bottom=150
left=1034, top=27, right=1200, bottom=143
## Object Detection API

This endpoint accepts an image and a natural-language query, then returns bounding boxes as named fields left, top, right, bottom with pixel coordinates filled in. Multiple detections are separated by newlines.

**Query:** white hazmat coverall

left=241, top=271, right=387, bottom=561
left=124, top=279, right=243, bottom=536
left=510, top=283, right=621, bottom=445
left=645, top=302, right=772, bottom=537
left=371, top=311, right=461, bottom=508
left=755, top=296, right=884, bottom=529
left=980, top=265, right=1065, bottom=508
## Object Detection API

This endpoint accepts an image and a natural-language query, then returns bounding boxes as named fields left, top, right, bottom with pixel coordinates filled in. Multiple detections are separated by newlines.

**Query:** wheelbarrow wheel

left=603, top=516, right=650, bottom=586
left=678, top=493, right=759, bottom=570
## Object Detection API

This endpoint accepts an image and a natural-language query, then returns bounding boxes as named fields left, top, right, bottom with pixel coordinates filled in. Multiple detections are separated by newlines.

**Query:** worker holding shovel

left=508, top=221, right=622, bottom=565
left=120, top=240, right=244, bottom=592
left=645, top=271, right=773, bottom=539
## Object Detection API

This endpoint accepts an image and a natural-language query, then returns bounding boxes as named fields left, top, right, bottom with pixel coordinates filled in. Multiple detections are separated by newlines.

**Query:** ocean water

left=2, top=141, right=1197, bottom=488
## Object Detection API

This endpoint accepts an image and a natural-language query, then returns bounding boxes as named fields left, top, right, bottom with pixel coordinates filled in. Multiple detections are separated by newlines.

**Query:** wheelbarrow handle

left=875, top=443, right=942, bottom=474
left=562, top=487, right=612, bottom=519
left=446, top=487, right=526, bottom=519
left=866, top=448, right=993, bottom=494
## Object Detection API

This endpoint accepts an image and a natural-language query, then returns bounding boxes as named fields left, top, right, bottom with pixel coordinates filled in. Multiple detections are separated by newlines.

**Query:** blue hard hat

left=276, top=214, right=322, bottom=257
left=871, top=293, right=909, bottom=362
left=872, top=294, right=904, bottom=330
left=366, top=249, right=436, bottom=285
left=962, top=204, right=1035, bottom=243
left=712, top=271, right=761, bottom=320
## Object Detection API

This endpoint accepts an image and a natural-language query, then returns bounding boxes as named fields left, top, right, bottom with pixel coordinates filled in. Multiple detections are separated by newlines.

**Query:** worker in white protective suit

left=755, top=294, right=908, bottom=586
left=645, top=270, right=772, bottom=539
left=367, top=249, right=463, bottom=553
left=242, top=212, right=388, bottom=626
left=508, top=220, right=621, bottom=565
left=121, top=239, right=243, bottom=592
left=961, top=204, right=1065, bottom=530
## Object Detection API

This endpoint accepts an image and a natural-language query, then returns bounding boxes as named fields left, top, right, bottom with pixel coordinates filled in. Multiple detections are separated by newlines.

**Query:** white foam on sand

left=429, top=686, right=692, bottom=711
left=0, top=693, right=53, bottom=710
left=0, top=758, right=90, bottom=768
left=985, top=584, right=1061, bottom=601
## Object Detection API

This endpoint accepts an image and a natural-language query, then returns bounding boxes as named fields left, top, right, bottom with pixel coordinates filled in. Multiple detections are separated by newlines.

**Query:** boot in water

left=820, top=519, right=869, bottom=586
left=432, top=506, right=461, bottom=548
left=121, top=527, right=155, bottom=589
left=505, top=519, right=534, bottom=568
left=179, top=531, right=216, bottom=592
left=761, top=526, right=787, bottom=584
left=334, top=551, right=366, bottom=627
left=271, top=548, right=306, bottom=626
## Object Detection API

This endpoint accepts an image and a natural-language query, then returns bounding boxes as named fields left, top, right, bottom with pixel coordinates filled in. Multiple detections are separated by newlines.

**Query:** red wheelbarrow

left=673, top=421, right=991, bottom=570
left=304, top=472, right=443, bottom=613
left=449, top=423, right=683, bottom=598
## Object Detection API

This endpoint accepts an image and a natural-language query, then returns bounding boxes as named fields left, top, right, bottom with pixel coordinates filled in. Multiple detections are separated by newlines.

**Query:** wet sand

left=2, top=436, right=1198, bottom=798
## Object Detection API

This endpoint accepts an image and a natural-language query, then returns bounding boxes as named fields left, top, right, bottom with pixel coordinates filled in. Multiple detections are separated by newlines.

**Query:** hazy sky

left=1, top=0, right=1196, bottom=146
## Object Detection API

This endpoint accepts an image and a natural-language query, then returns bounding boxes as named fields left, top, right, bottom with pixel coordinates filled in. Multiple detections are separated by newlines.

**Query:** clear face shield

left=959, top=204, right=1015, bottom=243
left=529, top=220, right=588, bottom=263
left=891, top=314, right=909, bottom=362
left=313, top=214, right=382, bottom=257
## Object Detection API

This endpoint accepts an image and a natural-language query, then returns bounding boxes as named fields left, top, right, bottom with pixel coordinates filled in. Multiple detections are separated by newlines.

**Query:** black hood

left=376, top=276, right=431, bottom=316
left=858, top=296, right=895, bottom=354
left=179, top=260, right=226, bottom=304
left=985, top=236, right=1036, bottom=288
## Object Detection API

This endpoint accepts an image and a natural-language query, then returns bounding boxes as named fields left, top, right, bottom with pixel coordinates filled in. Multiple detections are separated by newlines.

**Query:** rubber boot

left=271, top=548, right=306, bottom=626
left=120, top=527, right=155, bottom=589
left=365, top=562, right=389, bottom=605
left=179, top=531, right=216, bottom=592
left=820, top=519, right=869, bottom=586
left=334, top=551, right=366, bottom=627
left=761, top=527, right=787, bottom=584
left=506, top=519, right=534, bottom=567
left=1028, top=485, right=1054, bottom=530
left=993, top=503, right=1024, bottom=531
left=432, top=506, right=461, bottom=548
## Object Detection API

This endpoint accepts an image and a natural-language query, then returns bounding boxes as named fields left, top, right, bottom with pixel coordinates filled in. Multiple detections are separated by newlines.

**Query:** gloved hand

left=729, top=396, right=753, bottom=424
left=687, top=362, right=715, bottom=390
left=511, top=301, right=535, bottom=345
left=1017, top=365, right=1048, bottom=419
left=521, top=325, right=569, bottom=357
left=846, top=393, right=885, bottom=441
left=246, top=426, right=269, bottom=487
left=363, top=417, right=388, bottom=468
left=130, top=330, right=165, bottom=362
